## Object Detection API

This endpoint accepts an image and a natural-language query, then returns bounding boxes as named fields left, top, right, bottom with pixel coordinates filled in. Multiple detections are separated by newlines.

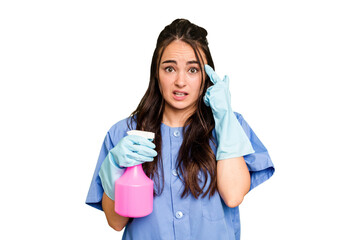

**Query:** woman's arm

left=217, top=156, right=251, bottom=208
left=102, top=192, right=129, bottom=231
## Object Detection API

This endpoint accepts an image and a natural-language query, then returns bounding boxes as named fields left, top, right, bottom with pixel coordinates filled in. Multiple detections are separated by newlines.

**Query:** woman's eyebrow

left=161, top=60, right=200, bottom=65
left=186, top=60, right=200, bottom=65
left=161, top=60, right=177, bottom=64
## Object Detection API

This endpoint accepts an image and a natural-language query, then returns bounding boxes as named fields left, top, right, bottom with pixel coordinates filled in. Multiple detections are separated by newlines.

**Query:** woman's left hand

left=203, top=64, right=232, bottom=116
left=203, top=64, right=254, bottom=160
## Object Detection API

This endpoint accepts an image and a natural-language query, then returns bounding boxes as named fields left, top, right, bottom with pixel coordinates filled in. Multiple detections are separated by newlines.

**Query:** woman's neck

left=162, top=106, right=194, bottom=127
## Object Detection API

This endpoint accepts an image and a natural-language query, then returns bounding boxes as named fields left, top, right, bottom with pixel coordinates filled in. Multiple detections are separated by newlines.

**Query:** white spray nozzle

left=127, top=130, right=155, bottom=140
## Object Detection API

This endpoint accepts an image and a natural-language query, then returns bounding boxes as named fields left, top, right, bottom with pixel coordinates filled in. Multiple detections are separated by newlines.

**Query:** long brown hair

left=130, top=19, right=217, bottom=199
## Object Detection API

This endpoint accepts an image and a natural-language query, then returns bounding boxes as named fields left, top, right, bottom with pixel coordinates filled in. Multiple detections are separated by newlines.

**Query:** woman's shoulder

left=233, top=111, right=244, bottom=121
left=107, top=115, right=137, bottom=143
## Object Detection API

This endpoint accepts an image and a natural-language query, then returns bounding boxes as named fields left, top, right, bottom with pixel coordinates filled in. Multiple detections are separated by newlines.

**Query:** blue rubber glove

left=204, top=65, right=255, bottom=160
left=99, top=134, right=157, bottom=200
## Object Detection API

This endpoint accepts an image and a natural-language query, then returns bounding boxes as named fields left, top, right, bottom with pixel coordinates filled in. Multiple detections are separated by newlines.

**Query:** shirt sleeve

left=85, top=132, right=115, bottom=211
left=235, top=112, right=275, bottom=191
left=85, top=117, right=135, bottom=210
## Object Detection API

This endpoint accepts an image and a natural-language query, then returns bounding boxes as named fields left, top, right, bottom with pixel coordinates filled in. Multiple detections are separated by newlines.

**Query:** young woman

left=86, top=19, right=275, bottom=240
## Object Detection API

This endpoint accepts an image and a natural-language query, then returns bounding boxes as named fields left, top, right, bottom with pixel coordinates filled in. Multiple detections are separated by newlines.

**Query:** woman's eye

left=165, top=67, right=174, bottom=73
left=189, top=67, right=198, bottom=74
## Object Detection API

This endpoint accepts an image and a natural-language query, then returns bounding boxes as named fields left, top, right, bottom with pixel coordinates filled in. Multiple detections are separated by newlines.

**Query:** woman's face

left=158, top=40, right=206, bottom=117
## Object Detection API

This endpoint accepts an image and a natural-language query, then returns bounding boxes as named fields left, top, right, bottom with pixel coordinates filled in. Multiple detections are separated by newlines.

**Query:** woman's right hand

left=109, top=134, right=157, bottom=168
left=99, top=135, right=157, bottom=200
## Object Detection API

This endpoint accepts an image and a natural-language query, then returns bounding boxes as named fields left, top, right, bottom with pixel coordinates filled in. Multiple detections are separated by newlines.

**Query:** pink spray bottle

left=114, top=130, right=155, bottom=218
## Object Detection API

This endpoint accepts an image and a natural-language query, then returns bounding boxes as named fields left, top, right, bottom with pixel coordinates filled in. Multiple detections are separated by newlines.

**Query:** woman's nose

left=175, top=71, right=186, bottom=88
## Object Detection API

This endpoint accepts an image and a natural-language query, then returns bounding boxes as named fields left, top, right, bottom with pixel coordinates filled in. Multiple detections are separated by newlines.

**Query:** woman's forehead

left=161, top=40, right=197, bottom=61
left=160, top=40, right=205, bottom=64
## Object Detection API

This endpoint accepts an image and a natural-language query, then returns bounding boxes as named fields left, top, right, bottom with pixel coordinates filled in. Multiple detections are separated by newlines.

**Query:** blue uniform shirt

left=86, top=112, right=274, bottom=240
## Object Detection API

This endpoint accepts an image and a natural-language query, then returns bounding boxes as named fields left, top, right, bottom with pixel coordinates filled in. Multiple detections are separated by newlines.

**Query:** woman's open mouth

left=173, top=91, right=188, bottom=100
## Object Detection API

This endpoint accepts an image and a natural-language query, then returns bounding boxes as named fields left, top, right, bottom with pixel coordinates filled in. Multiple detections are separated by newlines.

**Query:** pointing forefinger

left=204, top=64, right=221, bottom=84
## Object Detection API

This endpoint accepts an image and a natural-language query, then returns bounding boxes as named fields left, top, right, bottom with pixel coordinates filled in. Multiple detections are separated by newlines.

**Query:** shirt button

left=173, top=130, right=180, bottom=137
left=172, top=169, right=178, bottom=176
left=175, top=211, right=183, bottom=219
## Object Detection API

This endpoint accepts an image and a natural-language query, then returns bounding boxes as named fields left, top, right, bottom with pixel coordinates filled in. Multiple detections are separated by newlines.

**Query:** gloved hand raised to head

left=204, top=64, right=255, bottom=160
left=99, top=134, right=157, bottom=200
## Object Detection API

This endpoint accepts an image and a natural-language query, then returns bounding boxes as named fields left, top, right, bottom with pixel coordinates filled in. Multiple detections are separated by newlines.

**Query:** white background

left=1, top=0, right=360, bottom=239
